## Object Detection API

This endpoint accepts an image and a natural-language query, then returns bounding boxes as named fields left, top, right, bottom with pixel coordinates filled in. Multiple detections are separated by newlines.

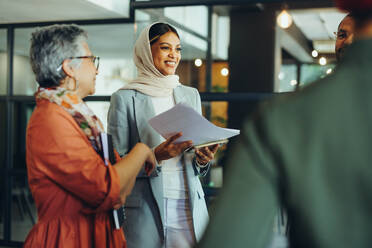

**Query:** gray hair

left=30, top=24, right=88, bottom=87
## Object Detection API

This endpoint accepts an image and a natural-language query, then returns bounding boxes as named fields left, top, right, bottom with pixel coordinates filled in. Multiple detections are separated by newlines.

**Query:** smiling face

left=335, top=15, right=355, bottom=61
left=150, top=31, right=181, bottom=76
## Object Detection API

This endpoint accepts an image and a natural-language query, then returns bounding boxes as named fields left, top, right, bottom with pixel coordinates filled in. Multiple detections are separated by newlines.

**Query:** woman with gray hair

left=24, top=24, right=155, bottom=248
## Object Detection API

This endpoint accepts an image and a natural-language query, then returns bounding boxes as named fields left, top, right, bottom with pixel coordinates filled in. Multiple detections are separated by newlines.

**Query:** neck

left=59, top=78, right=85, bottom=99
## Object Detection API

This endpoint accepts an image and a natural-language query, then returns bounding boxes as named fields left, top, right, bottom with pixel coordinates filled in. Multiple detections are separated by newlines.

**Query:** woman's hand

left=195, top=144, right=219, bottom=166
left=113, top=194, right=126, bottom=209
left=154, top=132, right=192, bottom=163
left=143, top=143, right=156, bottom=176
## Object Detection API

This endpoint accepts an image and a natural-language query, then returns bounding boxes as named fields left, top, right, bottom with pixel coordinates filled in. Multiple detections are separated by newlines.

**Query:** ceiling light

left=194, top=59, right=202, bottom=67
left=319, top=57, right=327, bottom=66
left=278, top=72, right=285, bottom=80
left=277, top=9, right=293, bottom=29
left=326, top=68, right=333, bottom=74
left=221, top=68, right=229, bottom=77
left=312, top=50, right=319, bottom=58
left=290, top=79, right=298, bottom=86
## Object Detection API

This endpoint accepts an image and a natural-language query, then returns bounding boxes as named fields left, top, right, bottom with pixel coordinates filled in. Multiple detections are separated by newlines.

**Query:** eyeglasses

left=333, top=31, right=350, bottom=40
left=56, top=56, right=100, bottom=71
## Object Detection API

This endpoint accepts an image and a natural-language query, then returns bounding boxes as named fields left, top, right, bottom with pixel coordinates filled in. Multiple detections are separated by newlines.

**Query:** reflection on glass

left=0, top=29, right=6, bottom=95
left=85, top=0, right=130, bottom=17
left=300, top=63, right=336, bottom=87
left=164, top=6, right=208, bottom=37
left=14, top=24, right=138, bottom=96
left=212, top=15, right=230, bottom=60
left=14, top=28, right=38, bottom=95
left=278, top=64, right=297, bottom=92
left=200, top=101, right=229, bottom=189
left=13, top=103, right=34, bottom=171
left=11, top=175, right=36, bottom=242
left=7, top=1, right=130, bottom=24
left=0, top=102, right=5, bottom=239
left=86, top=101, right=110, bottom=131
left=83, top=24, right=137, bottom=96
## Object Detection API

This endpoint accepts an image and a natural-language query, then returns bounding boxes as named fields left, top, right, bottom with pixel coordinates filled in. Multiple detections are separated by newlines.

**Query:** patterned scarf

left=35, top=87, right=104, bottom=153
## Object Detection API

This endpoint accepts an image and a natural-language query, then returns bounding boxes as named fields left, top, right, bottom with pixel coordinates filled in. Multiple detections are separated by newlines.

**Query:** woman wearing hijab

left=24, top=24, right=155, bottom=248
left=108, top=23, right=219, bottom=248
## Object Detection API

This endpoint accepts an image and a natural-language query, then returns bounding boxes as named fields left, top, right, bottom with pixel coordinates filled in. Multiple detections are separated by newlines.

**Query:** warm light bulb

left=290, top=79, right=298, bottom=86
left=277, top=10, right=293, bottom=29
left=221, top=68, right=229, bottom=76
left=194, top=59, right=202, bottom=67
left=326, top=68, right=333, bottom=74
left=319, top=57, right=327, bottom=66
left=312, top=50, right=319, bottom=58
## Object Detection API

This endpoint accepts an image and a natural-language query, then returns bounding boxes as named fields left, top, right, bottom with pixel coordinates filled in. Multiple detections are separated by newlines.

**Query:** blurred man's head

left=335, top=14, right=355, bottom=62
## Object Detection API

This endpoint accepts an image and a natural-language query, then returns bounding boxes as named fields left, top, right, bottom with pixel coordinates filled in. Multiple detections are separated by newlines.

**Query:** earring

left=74, top=79, right=79, bottom=91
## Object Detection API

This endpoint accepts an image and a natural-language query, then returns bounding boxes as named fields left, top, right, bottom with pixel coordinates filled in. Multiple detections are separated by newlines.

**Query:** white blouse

left=151, top=96, right=188, bottom=199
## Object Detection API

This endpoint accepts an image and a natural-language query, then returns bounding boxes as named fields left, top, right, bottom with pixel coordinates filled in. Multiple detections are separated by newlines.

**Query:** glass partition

left=3, top=0, right=130, bottom=24
left=11, top=174, right=36, bottom=242
left=0, top=101, right=5, bottom=240
left=13, top=28, right=38, bottom=95
left=9, top=102, right=34, bottom=241
left=278, top=64, right=298, bottom=92
left=164, top=6, right=208, bottom=37
left=86, top=101, right=111, bottom=131
left=13, top=24, right=138, bottom=96
left=82, top=24, right=137, bottom=96
left=0, top=28, right=7, bottom=238
left=300, top=63, right=336, bottom=88
left=0, top=29, right=7, bottom=95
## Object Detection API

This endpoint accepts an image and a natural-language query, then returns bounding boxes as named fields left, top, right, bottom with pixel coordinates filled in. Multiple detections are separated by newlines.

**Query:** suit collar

left=341, top=38, right=372, bottom=67
left=133, top=92, right=161, bottom=148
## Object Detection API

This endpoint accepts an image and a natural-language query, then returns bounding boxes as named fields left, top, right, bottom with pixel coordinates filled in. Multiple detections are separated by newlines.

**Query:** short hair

left=149, top=23, right=180, bottom=45
left=351, top=11, right=372, bottom=27
left=29, top=24, right=88, bottom=88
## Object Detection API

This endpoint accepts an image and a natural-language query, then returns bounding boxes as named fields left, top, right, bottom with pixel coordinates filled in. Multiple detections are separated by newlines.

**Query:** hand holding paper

left=148, top=104, right=240, bottom=148
left=154, top=132, right=192, bottom=162
left=195, top=144, right=219, bottom=165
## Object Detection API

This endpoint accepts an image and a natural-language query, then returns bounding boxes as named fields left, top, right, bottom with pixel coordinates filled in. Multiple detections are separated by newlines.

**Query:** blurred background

left=0, top=0, right=345, bottom=246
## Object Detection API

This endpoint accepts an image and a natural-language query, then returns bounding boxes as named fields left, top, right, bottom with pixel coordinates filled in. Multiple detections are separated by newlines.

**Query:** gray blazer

left=108, top=85, right=210, bottom=248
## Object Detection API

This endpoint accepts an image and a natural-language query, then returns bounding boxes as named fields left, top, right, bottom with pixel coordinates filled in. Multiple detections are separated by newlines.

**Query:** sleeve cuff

left=195, top=158, right=210, bottom=168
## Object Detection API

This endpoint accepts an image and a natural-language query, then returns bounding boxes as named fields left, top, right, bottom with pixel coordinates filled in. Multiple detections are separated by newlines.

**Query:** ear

left=62, top=60, right=75, bottom=78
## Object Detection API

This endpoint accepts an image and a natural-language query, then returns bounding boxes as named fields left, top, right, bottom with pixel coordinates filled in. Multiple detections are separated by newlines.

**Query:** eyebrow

left=159, top=42, right=181, bottom=46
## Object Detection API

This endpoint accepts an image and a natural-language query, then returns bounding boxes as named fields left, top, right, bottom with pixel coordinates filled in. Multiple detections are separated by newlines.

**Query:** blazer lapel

left=133, top=92, right=161, bottom=148
left=133, top=92, right=165, bottom=229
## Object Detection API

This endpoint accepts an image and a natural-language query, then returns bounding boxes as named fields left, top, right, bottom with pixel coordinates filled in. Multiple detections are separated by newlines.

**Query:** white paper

left=148, top=104, right=240, bottom=146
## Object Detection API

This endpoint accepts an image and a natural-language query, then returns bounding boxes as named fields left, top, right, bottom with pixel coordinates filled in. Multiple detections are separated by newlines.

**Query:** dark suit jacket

left=199, top=39, right=372, bottom=248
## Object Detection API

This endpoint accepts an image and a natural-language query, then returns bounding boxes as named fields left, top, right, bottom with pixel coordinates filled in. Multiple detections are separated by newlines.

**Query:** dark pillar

left=228, top=7, right=281, bottom=129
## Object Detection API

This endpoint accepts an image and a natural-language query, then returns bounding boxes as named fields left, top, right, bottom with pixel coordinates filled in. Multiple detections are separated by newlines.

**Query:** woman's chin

left=162, top=70, right=176, bottom=76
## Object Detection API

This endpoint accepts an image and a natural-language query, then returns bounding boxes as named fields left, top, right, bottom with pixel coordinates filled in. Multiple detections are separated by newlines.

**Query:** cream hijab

left=122, top=22, right=181, bottom=97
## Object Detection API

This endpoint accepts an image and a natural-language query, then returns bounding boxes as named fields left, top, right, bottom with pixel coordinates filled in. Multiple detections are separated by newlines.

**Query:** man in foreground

left=199, top=0, right=372, bottom=247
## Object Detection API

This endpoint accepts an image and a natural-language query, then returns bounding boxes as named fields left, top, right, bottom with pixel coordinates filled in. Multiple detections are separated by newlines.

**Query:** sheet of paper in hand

left=148, top=103, right=240, bottom=148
